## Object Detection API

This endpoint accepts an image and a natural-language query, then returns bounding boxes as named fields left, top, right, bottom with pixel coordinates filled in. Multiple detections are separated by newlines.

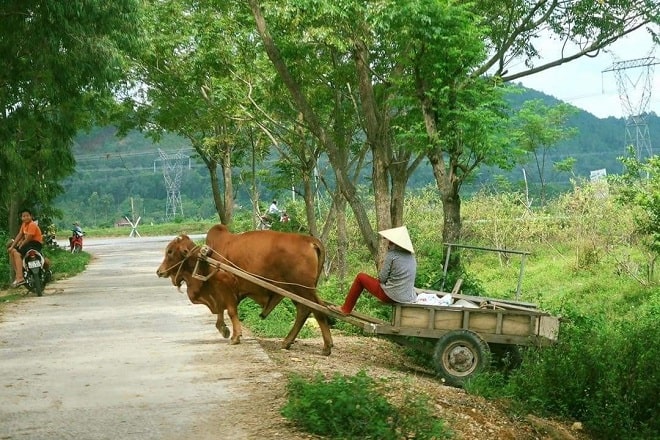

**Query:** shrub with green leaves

left=466, top=294, right=660, bottom=440
left=237, top=297, right=317, bottom=339
left=281, top=370, right=451, bottom=439
left=1, top=231, right=10, bottom=284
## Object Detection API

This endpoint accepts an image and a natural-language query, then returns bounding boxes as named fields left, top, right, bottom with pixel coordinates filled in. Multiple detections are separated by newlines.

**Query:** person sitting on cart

left=329, top=225, right=417, bottom=315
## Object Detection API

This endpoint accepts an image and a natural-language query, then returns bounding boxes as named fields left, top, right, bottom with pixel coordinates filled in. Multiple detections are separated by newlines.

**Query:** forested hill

left=58, top=87, right=659, bottom=227
left=508, top=86, right=659, bottom=175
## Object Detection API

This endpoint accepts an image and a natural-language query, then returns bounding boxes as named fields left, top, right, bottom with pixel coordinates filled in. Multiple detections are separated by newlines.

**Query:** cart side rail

left=390, top=304, right=559, bottom=346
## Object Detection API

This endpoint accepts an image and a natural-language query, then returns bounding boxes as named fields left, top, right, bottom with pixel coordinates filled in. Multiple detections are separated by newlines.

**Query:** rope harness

left=161, top=244, right=201, bottom=283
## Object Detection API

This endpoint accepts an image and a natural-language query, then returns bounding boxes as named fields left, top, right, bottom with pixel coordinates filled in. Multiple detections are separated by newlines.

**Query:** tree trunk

left=220, top=145, right=233, bottom=225
left=354, top=36, right=392, bottom=264
left=302, top=171, right=318, bottom=237
left=428, top=150, right=462, bottom=246
left=207, top=159, right=224, bottom=223
left=335, top=194, right=348, bottom=283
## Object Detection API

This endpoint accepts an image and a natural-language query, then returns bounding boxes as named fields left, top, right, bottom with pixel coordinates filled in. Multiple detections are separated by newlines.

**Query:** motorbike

left=69, top=229, right=84, bottom=253
left=44, top=232, right=58, bottom=249
left=22, top=248, right=52, bottom=297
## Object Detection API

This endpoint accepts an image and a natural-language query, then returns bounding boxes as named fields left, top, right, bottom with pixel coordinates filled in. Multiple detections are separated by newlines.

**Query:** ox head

left=156, top=235, right=197, bottom=287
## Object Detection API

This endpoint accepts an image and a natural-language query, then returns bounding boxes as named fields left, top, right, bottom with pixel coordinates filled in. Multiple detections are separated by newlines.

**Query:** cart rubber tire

left=433, top=330, right=490, bottom=387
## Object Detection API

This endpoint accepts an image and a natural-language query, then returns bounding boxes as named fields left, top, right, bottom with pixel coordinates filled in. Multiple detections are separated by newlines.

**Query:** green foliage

left=0, top=232, right=11, bottom=284
left=611, top=153, right=660, bottom=257
left=48, top=248, right=92, bottom=280
left=281, top=371, right=451, bottom=439
left=238, top=297, right=316, bottom=339
left=0, top=0, right=144, bottom=231
left=467, top=296, right=660, bottom=439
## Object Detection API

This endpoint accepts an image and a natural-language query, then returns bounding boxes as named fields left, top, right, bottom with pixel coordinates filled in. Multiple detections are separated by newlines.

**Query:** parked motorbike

left=22, top=249, right=52, bottom=297
left=44, top=232, right=58, bottom=249
left=69, top=229, right=84, bottom=253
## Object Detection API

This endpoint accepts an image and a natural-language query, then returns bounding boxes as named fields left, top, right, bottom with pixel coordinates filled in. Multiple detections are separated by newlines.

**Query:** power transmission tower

left=603, top=56, right=659, bottom=161
left=156, top=149, right=188, bottom=219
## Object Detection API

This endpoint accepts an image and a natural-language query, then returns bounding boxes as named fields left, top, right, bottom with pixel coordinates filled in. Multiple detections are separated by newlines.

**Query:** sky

left=514, top=29, right=659, bottom=119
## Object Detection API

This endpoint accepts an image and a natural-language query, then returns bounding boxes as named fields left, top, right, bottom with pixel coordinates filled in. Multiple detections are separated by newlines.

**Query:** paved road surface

left=0, top=236, right=281, bottom=440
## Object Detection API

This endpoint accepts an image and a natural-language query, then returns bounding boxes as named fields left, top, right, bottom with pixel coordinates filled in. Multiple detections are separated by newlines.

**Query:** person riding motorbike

left=69, top=222, right=84, bottom=252
left=6, top=209, right=49, bottom=288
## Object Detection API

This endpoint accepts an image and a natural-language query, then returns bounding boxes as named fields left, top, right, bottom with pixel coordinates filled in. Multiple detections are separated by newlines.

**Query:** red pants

left=340, top=272, right=394, bottom=313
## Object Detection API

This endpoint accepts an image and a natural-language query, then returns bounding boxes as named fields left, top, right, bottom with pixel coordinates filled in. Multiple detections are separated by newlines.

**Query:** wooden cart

left=196, top=244, right=560, bottom=386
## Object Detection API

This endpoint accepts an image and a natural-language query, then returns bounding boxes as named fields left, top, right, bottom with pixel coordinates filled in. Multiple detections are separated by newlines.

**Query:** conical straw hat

left=378, top=226, right=414, bottom=253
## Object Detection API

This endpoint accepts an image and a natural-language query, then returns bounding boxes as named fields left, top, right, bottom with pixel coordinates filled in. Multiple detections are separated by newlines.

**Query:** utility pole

left=155, top=149, right=188, bottom=220
left=603, top=56, right=658, bottom=161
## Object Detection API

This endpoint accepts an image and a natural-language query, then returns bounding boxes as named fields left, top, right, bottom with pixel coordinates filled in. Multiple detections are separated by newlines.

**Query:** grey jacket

left=378, top=247, right=417, bottom=303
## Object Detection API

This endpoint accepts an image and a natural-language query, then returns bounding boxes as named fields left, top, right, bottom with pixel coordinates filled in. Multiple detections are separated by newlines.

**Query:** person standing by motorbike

left=6, top=209, right=44, bottom=288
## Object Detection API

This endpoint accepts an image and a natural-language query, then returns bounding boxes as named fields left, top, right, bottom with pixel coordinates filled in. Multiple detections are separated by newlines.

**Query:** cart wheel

left=433, top=330, right=490, bottom=387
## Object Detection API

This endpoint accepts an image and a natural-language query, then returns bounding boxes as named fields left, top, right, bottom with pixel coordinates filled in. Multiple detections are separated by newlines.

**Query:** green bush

left=281, top=370, right=451, bottom=439
left=1, top=231, right=10, bottom=284
left=237, top=297, right=316, bottom=339
left=467, top=294, right=660, bottom=440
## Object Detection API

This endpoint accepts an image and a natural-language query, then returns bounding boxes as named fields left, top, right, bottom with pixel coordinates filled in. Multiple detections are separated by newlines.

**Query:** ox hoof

left=322, top=347, right=332, bottom=356
left=218, top=326, right=231, bottom=339
left=230, top=338, right=241, bottom=345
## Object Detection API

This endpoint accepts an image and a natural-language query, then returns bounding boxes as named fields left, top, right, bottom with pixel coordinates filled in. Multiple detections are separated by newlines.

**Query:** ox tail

left=313, top=239, right=325, bottom=286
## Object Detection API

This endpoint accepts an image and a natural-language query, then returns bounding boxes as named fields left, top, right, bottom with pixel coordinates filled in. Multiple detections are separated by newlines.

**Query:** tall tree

left=247, top=0, right=429, bottom=262
left=512, top=100, right=578, bottom=206
left=119, top=0, right=261, bottom=224
left=0, top=0, right=142, bottom=233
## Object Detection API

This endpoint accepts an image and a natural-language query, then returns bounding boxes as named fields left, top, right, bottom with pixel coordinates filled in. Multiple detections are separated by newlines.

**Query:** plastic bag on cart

left=415, top=292, right=453, bottom=306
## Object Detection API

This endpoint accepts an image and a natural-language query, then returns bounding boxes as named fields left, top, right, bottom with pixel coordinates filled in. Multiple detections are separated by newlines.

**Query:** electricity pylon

left=603, top=56, right=658, bottom=161
left=156, top=149, right=187, bottom=219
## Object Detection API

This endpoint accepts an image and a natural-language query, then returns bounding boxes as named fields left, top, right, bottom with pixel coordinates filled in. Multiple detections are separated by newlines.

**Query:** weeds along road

left=0, top=236, right=283, bottom=440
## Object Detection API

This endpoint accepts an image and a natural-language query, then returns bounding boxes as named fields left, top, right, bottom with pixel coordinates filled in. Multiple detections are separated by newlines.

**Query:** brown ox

left=156, top=235, right=245, bottom=344
left=204, top=224, right=333, bottom=356
left=157, top=225, right=333, bottom=355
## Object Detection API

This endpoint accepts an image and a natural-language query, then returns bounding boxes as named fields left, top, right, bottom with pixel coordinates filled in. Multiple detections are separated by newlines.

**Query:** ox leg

left=214, top=310, right=231, bottom=339
left=311, top=309, right=334, bottom=356
left=226, top=304, right=242, bottom=345
left=282, top=304, right=313, bottom=352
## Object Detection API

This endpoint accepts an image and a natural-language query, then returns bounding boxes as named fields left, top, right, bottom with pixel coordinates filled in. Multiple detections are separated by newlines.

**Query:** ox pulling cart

left=194, top=243, right=560, bottom=386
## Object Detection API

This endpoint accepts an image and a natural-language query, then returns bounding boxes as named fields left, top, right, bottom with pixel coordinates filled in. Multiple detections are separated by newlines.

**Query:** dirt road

left=0, top=236, right=288, bottom=440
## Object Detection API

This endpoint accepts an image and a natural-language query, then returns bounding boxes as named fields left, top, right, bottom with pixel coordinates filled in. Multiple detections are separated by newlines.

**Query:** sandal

left=328, top=304, right=349, bottom=316
left=11, top=280, right=26, bottom=288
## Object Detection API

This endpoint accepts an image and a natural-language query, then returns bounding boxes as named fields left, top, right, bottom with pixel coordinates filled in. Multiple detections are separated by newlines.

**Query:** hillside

left=55, top=87, right=660, bottom=228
